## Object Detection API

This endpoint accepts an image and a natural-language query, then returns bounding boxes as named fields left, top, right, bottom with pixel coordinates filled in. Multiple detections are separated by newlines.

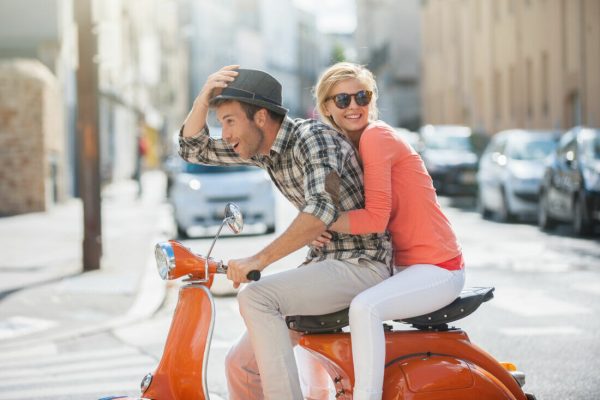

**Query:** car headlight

left=583, top=167, right=600, bottom=191
left=188, top=179, right=201, bottom=190
left=154, top=242, right=175, bottom=280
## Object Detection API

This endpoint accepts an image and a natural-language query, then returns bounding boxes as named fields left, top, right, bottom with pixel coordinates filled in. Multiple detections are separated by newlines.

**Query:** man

left=180, top=65, right=391, bottom=399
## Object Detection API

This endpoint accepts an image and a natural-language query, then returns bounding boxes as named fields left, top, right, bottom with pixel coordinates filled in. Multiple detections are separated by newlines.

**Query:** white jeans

left=350, top=264, right=466, bottom=400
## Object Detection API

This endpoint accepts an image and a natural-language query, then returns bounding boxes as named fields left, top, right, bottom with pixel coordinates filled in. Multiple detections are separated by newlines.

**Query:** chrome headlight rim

left=155, top=242, right=175, bottom=280
left=140, top=372, right=153, bottom=393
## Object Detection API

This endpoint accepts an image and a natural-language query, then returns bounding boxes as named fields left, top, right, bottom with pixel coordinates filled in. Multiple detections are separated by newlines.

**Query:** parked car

left=393, top=127, right=423, bottom=153
left=419, top=125, right=479, bottom=195
left=169, top=159, right=277, bottom=238
left=477, top=129, right=560, bottom=221
left=538, top=126, right=600, bottom=236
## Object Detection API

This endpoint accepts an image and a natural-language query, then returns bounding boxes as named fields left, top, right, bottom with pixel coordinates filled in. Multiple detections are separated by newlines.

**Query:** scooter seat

left=285, top=287, right=495, bottom=333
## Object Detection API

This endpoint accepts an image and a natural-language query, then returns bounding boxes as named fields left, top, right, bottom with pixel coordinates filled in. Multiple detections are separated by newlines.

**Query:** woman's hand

left=311, top=231, right=332, bottom=248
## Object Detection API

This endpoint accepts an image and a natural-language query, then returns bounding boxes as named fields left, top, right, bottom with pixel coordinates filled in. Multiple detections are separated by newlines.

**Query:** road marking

left=572, top=282, right=600, bottom=296
left=0, top=355, right=154, bottom=379
left=500, top=326, right=582, bottom=336
left=491, top=288, right=591, bottom=316
left=0, top=346, right=140, bottom=369
left=0, top=342, right=58, bottom=362
left=0, top=344, right=156, bottom=400
left=0, top=316, right=58, bottom=340
left=0, top=380, right=140, bottom=400
left=0, top=366, right=149, bottom=389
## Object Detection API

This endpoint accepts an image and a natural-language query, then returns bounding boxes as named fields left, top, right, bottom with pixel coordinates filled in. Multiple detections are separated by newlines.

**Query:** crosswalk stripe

left=0, top=380, right=139, bottom=400
left=0, top=365, right=150, bottom=389
left=0, top=355, right=154, bottom=379
left=500, top=326, right=582, bottom=336
left=0, top=343, right=58, bottom=362
left=572, top=282, right=600, bottom=295
left=491, top=288, right=591, bottom=316
left=0, top=347, right=141, bottom=369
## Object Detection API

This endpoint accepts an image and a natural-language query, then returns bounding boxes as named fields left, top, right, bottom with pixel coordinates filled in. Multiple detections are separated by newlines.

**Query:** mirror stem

left=204, top=217, right=233, bottom=275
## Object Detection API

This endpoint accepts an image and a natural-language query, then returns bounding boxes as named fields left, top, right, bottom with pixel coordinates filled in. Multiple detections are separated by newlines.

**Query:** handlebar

left=216, top=263, right=261, bottom=281
left=246, top=270, right=261, bottom=281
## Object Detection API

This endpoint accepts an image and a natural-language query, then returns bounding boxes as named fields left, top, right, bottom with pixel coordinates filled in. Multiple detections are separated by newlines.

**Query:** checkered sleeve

left=178, top=125, right=256, bottom=166
left=297, top=128, right=345, bottom=226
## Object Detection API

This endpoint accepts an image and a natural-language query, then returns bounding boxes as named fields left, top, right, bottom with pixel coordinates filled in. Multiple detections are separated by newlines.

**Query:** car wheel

left=265, top=225, right=276, bottom=234
left=477, top=190, right=492, bottom=219
left=538, top=191, right=557, bottom=231
left=497, top=189, right=515, bottom=222
left=572, top=192, right=593, bottom=236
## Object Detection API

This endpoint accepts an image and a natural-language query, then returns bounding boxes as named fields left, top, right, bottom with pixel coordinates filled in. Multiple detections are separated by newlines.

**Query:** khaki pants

left=225, top=258, right=390, bottom=400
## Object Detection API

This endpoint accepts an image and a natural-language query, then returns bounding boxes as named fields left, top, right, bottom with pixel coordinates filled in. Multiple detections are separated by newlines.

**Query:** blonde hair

left=314, top=62, right=379, bottom=132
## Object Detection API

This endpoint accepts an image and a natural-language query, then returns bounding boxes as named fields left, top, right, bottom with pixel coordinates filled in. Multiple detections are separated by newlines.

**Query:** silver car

left=169, top=160, right=276, bottom=238
left=477, top=129, right=560, bottom=221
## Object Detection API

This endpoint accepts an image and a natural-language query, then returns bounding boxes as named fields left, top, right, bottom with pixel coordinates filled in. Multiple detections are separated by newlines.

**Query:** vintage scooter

left=102, top=203, right=536, bottom=400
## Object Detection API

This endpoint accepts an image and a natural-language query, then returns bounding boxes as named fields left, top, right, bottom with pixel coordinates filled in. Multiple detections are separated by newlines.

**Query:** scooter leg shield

left=143, top=284, right=215, bottom=400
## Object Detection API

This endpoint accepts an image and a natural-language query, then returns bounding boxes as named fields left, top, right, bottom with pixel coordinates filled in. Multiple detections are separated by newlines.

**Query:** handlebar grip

left=247, top=270, right=261, bottom=281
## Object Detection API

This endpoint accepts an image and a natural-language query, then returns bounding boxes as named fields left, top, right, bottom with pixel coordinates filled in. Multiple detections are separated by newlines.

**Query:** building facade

left=0, top=0, right=189, bottom=212
left=421, top=0, right=600, bottom=134
left=186, top=0, right=326, bottom=121
left=355, top=0, right=422, bottom=129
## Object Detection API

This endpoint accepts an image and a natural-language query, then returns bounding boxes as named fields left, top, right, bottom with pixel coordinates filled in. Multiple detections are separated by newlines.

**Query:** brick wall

left=0, top=59, right=65, bottom=216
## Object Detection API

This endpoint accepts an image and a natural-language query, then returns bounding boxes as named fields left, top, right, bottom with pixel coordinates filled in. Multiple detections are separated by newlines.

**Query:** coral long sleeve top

left=347, top=121, right=462, bottom=268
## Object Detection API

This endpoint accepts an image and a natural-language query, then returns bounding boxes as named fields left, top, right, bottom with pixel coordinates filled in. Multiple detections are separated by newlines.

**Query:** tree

left=330, top=43, right=346, bottom=64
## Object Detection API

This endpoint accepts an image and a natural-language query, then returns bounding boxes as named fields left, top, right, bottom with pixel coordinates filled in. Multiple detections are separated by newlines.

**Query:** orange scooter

left=101, top=203, right=536, bottom=400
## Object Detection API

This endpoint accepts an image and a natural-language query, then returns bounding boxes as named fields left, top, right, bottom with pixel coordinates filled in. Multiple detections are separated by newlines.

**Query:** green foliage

left=330, top=43, right=346, bottom=63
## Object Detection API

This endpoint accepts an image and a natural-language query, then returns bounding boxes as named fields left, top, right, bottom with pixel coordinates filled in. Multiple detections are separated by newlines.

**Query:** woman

left=312, top=62, right=466, bottom=400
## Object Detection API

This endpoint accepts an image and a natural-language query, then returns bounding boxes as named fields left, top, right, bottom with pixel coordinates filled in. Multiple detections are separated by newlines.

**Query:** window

left=494, top=70, right=502, bottom=122
left=541, top=52, right=549, bottom=116
left=526, top=59, right=533, bottom=120
left=509, top=66, right=516, bottom=121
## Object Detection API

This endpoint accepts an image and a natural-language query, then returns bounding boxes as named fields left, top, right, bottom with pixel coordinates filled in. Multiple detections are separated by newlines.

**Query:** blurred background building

left=185, top=0, right=326, bottom=122
left=0, top=0, right=189, bottom=214
left=355, top=0, right=422, bottom=130
left=1, top=0, right=598, bottom=215
left=421, top=0, right=600, bottom=134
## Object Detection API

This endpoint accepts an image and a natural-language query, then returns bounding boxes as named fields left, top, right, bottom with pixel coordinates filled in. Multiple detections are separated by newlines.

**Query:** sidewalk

left=0, top=170, right=173, bottom=350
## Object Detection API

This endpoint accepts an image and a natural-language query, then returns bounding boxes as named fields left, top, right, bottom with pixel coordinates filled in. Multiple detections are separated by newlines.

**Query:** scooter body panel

left=143, top=283, right=214, bottom=400
left=300, top=329, right=526, bottom=400
left=382, top=354, right=516, bottom=400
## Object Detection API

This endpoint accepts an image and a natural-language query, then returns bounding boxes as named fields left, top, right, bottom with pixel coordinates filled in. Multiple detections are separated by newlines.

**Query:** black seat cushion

left=285, top=287, right=494, bottom=333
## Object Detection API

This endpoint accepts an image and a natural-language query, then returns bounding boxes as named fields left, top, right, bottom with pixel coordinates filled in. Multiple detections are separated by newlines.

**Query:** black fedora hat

left=210, top=69, right=288, bottom=116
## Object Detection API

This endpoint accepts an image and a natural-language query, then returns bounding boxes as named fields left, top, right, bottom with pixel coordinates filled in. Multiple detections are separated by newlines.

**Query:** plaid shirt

left=179, top=116, right=391, bottom=264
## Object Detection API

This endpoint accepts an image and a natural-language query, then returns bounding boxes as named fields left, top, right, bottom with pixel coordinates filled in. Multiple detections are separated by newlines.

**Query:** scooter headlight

left=155, top=242, right=175, bottom=280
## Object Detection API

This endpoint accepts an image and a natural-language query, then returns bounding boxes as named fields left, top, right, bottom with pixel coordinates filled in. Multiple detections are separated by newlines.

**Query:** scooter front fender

left=142, top=283, right=215, bottom=400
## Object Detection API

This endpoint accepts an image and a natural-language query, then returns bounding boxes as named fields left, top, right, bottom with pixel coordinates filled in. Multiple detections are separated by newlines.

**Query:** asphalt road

left=2, top=191, right=597, bottom=400
left=170, top=193, right=600, bottom=399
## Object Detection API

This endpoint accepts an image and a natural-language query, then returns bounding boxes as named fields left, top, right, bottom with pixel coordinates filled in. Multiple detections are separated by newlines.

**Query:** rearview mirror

left=224, top=203, right=244, bottom=234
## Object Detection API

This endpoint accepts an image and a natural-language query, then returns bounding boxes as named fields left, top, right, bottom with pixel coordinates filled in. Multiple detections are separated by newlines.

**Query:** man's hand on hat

left=197, top=65, right=240, bottom=107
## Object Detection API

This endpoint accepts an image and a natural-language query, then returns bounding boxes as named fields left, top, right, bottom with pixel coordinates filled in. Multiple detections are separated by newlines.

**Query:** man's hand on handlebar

left=227, top=255, right=264, bottom=289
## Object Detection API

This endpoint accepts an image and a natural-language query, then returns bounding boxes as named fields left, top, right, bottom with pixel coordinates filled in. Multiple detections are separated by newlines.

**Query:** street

left=0, top=192, right=599, bottom=400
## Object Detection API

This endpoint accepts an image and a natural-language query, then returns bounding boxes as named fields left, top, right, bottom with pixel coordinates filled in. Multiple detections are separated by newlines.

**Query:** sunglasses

left=327, top=90, right=373, bottom=109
